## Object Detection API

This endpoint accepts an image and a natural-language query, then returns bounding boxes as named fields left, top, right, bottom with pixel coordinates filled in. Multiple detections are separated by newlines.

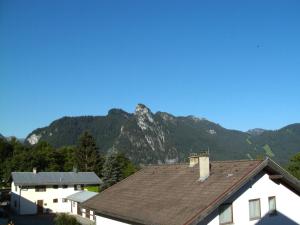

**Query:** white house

left=11, top=169, right=101, bottom=215
left=82, top=154, right=300, bottom=225
left=67, top=190, right=98, bottom=221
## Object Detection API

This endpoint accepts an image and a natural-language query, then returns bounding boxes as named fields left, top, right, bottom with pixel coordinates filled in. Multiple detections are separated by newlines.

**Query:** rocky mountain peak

left=135, top=104, right=151, bottom=115
left=134, top=104, right=154, bottom=130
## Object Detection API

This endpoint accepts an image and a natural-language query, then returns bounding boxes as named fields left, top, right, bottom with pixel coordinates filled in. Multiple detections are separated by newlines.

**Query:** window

left=53, top=185, right=58, bottom=189
left=249, top=199, right=261, bottom=220
left=53, top=199, right=58, bottom=203
left=14, top=200, right=17, bottom=208
left=35, top=185, right=46, bottom=192
left=268, top=196, right=277, bottom=215
left=62, top=185, right=68, bottom=189
left=62, top=198, right=67, bottom=203
left=22, top=186, right=29, bottom=191
left=15, top=185, right=17, bottom=192
left=219, top=203, right=233, bottom=224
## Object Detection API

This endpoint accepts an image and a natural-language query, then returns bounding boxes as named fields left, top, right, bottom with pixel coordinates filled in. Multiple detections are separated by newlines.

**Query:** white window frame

left=219, top=203, right=233, bottom=225
left=249, top=198, right=261, bottom=221
left=268, top=196, right=277, bottom=216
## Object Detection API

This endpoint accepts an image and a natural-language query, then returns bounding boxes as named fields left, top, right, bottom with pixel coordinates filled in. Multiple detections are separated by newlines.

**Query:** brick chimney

left=189, top=152, right=210, bottom=181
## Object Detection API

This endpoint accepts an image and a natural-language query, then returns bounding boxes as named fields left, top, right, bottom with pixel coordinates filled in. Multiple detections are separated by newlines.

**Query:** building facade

left=11, top=170, right=101, bottom=215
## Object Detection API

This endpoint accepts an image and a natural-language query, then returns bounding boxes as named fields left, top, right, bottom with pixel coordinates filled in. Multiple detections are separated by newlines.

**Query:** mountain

left=25, top=104, right=300, bottom=165
left=247, top=128, right=267, bottom=136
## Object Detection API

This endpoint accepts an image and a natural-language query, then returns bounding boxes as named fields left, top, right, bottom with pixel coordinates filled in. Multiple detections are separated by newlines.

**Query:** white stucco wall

left=80, top=207, right=95, bottom=221
left=203, top=172, right=300, bottom=225
left=70, top=200, right=78, bottom=214
left=11, top=182, right=79, bottom=215
left=96, top=216, right=131, bottom=225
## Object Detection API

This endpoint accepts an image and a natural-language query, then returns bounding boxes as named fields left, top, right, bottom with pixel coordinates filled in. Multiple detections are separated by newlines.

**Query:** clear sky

left=1, top=0, right=300, bottom=138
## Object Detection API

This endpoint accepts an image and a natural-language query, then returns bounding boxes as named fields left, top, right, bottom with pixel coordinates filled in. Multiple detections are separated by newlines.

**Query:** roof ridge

left=142, top=163, right=188, bottom=167
left=141, top=159, right=263, bottom=168
left=212, top=159, right=263, bottom=163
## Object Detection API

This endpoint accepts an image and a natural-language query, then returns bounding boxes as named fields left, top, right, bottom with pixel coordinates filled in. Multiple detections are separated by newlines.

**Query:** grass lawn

left=84, top=186, right=100, bottom=192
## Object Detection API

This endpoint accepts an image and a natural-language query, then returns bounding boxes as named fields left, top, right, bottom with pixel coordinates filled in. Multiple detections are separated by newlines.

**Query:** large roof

left=67, top=191, right=98, bottom=203
left=82, top=158, right=300, bottom=225
left=12, top=172, right=102, bottom=186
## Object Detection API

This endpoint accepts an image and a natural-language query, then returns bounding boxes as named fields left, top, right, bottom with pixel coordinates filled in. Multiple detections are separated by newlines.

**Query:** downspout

left=18, top=186, right=22, bottom=215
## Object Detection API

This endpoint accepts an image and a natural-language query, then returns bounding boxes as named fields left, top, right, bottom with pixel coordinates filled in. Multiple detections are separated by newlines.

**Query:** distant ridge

left=25, top=104, right=300, bottom=165
left=247, top=128, right=267, bottom=136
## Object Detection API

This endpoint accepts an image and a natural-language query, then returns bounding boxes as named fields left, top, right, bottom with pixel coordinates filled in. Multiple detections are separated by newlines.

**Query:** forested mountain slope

left=25, top=104, right=300, bottom=165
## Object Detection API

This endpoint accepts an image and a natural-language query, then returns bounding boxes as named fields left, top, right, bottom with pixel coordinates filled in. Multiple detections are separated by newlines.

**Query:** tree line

left=0, top=132, right=299, bottom=190
left=0, top=131, right=137, bottom=190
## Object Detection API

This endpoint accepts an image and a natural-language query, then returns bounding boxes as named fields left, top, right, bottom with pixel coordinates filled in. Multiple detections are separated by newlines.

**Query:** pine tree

left=101, top=154, right=123, bottom=189
left=75, top=131, right=101, bottom=172
left=101, top=153, right=137, bottom=189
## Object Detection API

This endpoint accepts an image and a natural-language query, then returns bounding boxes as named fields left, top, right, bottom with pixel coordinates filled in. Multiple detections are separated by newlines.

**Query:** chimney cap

left=189, top=151, right=209, bottom=158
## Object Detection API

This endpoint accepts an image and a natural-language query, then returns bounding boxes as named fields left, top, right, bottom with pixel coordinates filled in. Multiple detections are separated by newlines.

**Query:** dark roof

left=67, top=191, right=98, bottom=203
left=12, top=172, right=102, bottom=186
left=82, top=158, right=300, bottom=225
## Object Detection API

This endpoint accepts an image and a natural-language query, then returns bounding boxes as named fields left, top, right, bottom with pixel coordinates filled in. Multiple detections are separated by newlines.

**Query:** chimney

left=33, top=167, right=37, bottom=174
left=189, top=153, right=199, bottom=167
left=198, top=152, right=210, bottom=181
left=189, top=152, right=210, bottom=181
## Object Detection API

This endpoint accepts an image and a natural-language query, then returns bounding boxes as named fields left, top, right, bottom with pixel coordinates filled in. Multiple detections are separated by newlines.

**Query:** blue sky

left=1, top=0, right=300, bottom=137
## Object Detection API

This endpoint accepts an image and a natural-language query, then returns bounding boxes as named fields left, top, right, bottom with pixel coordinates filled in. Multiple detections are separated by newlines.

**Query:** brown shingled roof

left=82, top=159, right=300, bottom=225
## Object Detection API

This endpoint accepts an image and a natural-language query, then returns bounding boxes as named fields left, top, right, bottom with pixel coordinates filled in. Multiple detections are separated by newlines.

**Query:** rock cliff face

left=25, top=104, right=300, bottom=165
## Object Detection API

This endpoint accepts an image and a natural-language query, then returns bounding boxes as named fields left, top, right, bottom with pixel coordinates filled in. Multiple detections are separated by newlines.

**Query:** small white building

left=11, top=169, right=101, bottom=215
left=82, top=155, right=300, bottom=225
left=67, top=190, right=98, bottom=221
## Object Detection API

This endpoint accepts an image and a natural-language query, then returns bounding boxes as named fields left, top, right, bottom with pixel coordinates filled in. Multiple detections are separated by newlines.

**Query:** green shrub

left=54, top=213, right=81, bottom=225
